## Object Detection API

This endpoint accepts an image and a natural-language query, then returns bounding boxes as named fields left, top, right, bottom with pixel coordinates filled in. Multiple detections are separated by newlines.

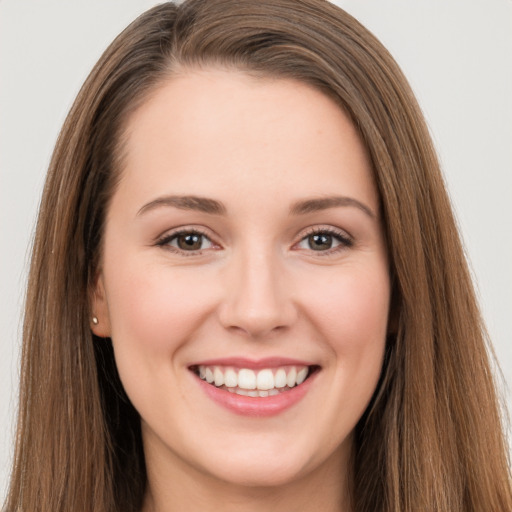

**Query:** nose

left=217, top=248, right=297, bottom=339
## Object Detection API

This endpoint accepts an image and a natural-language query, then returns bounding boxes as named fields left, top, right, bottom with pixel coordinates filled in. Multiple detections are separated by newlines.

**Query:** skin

left=92, top=69, right=391, bottom=512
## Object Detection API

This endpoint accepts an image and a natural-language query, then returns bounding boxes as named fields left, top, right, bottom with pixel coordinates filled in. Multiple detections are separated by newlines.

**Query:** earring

left=92, top=316, right=99, bottom=325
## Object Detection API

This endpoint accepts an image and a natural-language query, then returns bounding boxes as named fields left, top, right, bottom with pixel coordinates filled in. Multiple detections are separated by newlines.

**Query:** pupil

left=310, top=234, right=332, bottom=250
left=178, top=234, right=201, bottom=250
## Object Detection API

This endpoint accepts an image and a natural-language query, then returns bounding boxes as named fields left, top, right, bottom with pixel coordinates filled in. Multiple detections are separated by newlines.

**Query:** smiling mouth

left=190, top=364, right=320, bottom=397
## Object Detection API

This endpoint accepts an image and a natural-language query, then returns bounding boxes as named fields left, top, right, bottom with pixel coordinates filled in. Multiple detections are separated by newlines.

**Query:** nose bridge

left=219, top=241, right=295, bottom=338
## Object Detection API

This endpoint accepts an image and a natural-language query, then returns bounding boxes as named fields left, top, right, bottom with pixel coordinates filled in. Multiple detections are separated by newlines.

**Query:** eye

left=157, top=230, right=215, bottom=253
left=296, top=228, right=352, bottom=253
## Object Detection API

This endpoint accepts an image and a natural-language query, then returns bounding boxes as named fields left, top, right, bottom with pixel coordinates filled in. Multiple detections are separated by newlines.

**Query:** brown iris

left=308, top=233, right=333, bottom=251
left=177, top=233, right=203, bottom=250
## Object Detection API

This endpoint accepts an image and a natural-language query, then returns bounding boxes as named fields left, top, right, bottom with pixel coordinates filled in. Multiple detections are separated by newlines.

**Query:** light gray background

left=1, top=0, right=511, bottom=496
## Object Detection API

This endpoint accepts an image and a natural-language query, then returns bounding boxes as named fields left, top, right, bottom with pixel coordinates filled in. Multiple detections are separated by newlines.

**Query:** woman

left=4, top=0, right=511, bottom=511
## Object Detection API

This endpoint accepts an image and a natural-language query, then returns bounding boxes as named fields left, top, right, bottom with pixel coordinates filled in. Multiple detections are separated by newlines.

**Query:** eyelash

left=155, top=227, right=216, bottom=256
left=297, top=226, right=353, bottom=256
left=155, top=226, right=353, bottom=257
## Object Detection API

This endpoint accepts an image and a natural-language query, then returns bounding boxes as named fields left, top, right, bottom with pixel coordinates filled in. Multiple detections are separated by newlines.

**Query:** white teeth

left=238, top=369, right=257, bottom=390
left=274, top=368, right=287, bottom=388
left=296, top=367, right=308, bottom=385
left=214, top=367, right=224, bottom=387
left=209, top=385, right=294, bottom=397
left=286, top=367, right=297, bottom=388
left=224, top=368, right=238, bottom=388
left=196, top=364, right=313, bottom=393
left=256, top=369, right=274, bottom=390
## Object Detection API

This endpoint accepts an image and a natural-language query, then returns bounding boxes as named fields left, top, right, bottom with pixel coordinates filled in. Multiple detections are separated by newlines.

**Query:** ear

left=90, top=272, right=112, bottom=338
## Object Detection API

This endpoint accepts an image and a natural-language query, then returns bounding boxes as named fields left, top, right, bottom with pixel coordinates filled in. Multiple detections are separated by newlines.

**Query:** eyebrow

left=137, top=194, right=375, bottom=219
left=289, top=196, right=376, bottom=218
left=137, top=195, right=227, bottom=216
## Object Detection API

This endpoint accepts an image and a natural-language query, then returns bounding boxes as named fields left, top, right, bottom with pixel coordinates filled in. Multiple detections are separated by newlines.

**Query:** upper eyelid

left=155, top=225, right=217, bottom=244
left=297, top=225, right=353, bottom=242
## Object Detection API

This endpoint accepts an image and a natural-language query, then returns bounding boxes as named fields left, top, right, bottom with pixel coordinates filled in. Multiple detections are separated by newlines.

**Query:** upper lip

left=188, top=357, right=317, bottom=369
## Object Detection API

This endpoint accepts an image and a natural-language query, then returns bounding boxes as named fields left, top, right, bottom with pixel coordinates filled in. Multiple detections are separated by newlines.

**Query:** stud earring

left=92, top=316, right=99, bottom=325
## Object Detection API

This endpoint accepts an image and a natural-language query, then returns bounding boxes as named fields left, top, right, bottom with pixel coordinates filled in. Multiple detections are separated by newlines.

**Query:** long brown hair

left=5, top=1, right=511, bottom=511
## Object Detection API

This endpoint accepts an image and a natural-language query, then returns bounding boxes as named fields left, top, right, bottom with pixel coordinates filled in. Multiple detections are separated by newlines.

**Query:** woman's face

left=92, top=70, right=390, bottom=490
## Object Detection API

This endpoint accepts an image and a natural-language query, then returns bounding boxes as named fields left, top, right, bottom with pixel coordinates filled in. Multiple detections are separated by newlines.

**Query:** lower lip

left=194, top=371, right=318, bottom=417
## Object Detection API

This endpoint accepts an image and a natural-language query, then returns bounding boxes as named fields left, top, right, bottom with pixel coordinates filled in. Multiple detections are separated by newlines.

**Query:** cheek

left=104, top=259, right=217, bottom=368
left=299, top=261, right=389, bottom=420
left=304, top=264, right=391, bottom=354
left=311, top=264, right=390, bottom=421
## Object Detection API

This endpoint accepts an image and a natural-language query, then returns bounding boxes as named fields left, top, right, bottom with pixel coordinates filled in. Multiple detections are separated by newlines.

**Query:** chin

left=207, top=457, right=310, bottom=489
left=192, top=434, right=342, bottom=491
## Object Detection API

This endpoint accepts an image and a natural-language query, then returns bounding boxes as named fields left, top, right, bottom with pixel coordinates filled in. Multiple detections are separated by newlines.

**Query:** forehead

left=116, top=69, right=378, bottom=214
